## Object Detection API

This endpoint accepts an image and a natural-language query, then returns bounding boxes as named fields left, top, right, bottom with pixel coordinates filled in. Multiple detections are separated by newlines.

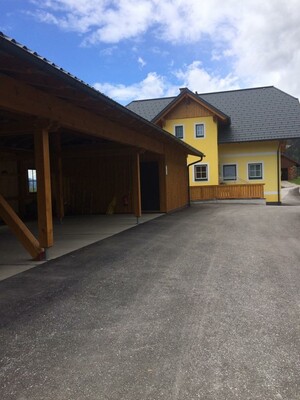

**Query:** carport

left=0, top=33, right=203, bottom=263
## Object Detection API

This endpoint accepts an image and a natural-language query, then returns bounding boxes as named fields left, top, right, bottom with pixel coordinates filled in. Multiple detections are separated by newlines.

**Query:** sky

left=1, top=0, right=300, bottom=105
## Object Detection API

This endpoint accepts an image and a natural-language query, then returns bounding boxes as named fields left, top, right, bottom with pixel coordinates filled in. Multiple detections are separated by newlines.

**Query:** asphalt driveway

left=1, top=204, right=300, bottom=400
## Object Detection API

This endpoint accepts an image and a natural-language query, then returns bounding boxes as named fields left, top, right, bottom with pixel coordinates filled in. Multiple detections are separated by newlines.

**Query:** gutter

left=277, top=143, right=281, bottom=205
left=187, top=156, right=204, bottom=207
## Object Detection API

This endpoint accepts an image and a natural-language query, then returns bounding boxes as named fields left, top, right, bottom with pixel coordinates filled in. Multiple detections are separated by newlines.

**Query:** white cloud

left=100, top=45, right=118, bottom=56
left=93, top=62, right=239, bottom=104
left=174, top=61, right=239, bottom=93
left=228, top=1, right=300, bottom=96
left=29, top=0, right=300, bottom=98
left=138, top=56, right=146, bottom=68
left=93, top=72, right=170, bottom=104
left=151, top=47, right=169, bottom=57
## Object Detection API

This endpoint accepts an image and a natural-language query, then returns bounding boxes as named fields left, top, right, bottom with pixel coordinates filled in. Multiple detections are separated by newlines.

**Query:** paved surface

left=0, top=214, right=161, bottom=281
left=1, top=204, right=300, bottom=400
left=281, top=184, right=300, bottom=206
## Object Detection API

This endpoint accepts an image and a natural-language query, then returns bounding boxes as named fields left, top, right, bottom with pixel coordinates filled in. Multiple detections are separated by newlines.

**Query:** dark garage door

left=140, top=161, right=160, bottom=211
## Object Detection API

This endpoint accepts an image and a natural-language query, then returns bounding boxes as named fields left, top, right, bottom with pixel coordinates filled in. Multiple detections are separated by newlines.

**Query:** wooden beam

left=0, top=146, right=33, bottom=154
left=0, top=75, right=164, bottom=155
left=132, top=153, right=142, bottom=219
left=62, top=145, right=142, bottom=158
left=0, top=194, right=44, bottom=259
left=0, top=119, right=38, bottom=135
left=51, top=133, right=64, bottom=221
left=34, top=128, right=53, bottom=248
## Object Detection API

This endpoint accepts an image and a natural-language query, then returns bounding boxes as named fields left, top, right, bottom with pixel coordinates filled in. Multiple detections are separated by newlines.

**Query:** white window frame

left=248, top=162, right=264, bottom=180
left=174, top=124, right=184, bottom=140
left=222, top=163, right=237, bottom=181
left=194, top=123, right=205, bottom=139
left=193, top=163, right=209, bottom=182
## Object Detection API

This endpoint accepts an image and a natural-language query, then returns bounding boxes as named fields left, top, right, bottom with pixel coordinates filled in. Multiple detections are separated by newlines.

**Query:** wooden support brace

left=0, top=194, right=44, bottom=260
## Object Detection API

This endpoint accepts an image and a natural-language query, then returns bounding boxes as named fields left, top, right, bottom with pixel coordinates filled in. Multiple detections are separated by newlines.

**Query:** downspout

left=277, top=143, right=281, bottom=205
left=187, top=156, right=204, bottom=207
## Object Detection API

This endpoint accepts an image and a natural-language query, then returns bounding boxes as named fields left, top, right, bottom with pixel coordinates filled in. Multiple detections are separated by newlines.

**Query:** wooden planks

left=190, top=184, right=265, bottom=201
left=165, top=99, right=212, bottom=120
left=164, top=146, right=189, bottom=211
left=51, top=133, right=64, bottom=221
left=62, top=153, right=133, bottom=215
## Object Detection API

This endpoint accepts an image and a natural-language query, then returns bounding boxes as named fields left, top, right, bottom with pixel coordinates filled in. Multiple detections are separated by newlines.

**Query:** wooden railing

left=190, top=184, right=265, bottom=201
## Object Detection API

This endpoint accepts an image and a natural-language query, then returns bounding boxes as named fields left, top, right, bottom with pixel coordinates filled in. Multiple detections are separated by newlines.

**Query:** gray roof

left=127, top=87, right=300, bottom=143
left=127, top=97, right=174, bottom=122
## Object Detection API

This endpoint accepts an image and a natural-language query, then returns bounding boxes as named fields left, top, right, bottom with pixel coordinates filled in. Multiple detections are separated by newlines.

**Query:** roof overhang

left=0, top=32, right=204, bottom=158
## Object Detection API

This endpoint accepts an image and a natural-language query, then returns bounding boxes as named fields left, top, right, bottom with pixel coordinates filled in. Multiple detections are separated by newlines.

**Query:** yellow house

left=128, top=87, right=300, bottom=204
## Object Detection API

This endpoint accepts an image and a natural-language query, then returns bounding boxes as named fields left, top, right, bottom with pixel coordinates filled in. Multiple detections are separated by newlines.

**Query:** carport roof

left=0, top=32, right=204, bottom=158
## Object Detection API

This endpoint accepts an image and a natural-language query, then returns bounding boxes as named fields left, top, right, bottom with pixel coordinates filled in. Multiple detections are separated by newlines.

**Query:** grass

left=289, top=177, right=300, bottom=185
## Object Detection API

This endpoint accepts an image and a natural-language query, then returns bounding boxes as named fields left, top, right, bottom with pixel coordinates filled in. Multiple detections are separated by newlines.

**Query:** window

left=195, top=123, right=205, bottom=138
left=223, top=164, right=237, bottom=181
left=194, top=164, right=208, bottom=181
left=248, top=163, right=263, bottom=180
left=28, top=169, right=37, bottom=193
left=174, top=125, right=184, bottom=139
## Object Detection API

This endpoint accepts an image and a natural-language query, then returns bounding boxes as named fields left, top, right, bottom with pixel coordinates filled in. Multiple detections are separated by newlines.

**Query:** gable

left=152, top=89, right=229, bottom=127
left=163, top=97, right=213, bottom=121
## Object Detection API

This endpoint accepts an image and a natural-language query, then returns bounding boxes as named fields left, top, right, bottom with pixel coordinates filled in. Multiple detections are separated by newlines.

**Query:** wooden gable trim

left=153, top=90, right=229, bottom=125
left=164, top=97, right=213, bottom=121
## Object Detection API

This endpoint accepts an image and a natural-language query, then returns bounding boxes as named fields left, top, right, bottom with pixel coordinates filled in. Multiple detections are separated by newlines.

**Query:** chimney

left=179, top=87, right=187, bottom=93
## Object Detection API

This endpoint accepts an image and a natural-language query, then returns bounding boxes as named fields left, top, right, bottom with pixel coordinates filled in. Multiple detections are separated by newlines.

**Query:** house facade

left=128, top=87, right=300, bottom=204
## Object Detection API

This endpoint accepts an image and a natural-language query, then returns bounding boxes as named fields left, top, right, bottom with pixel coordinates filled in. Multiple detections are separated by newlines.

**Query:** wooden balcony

left=190, top=184, right=265, bottom=201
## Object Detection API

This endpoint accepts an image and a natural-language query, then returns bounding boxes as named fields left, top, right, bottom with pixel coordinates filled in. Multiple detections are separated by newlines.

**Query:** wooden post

left=34, top=128, right=53, bottom=248
left=132, top=152, right=142, bottom=220
left=51, top=133, right=64, bottom=221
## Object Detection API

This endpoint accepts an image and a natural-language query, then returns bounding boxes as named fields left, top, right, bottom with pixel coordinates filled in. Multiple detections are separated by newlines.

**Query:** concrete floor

left=0, top=213, right=162, bottom=281
left=1, top=203, right=300, bottom=399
